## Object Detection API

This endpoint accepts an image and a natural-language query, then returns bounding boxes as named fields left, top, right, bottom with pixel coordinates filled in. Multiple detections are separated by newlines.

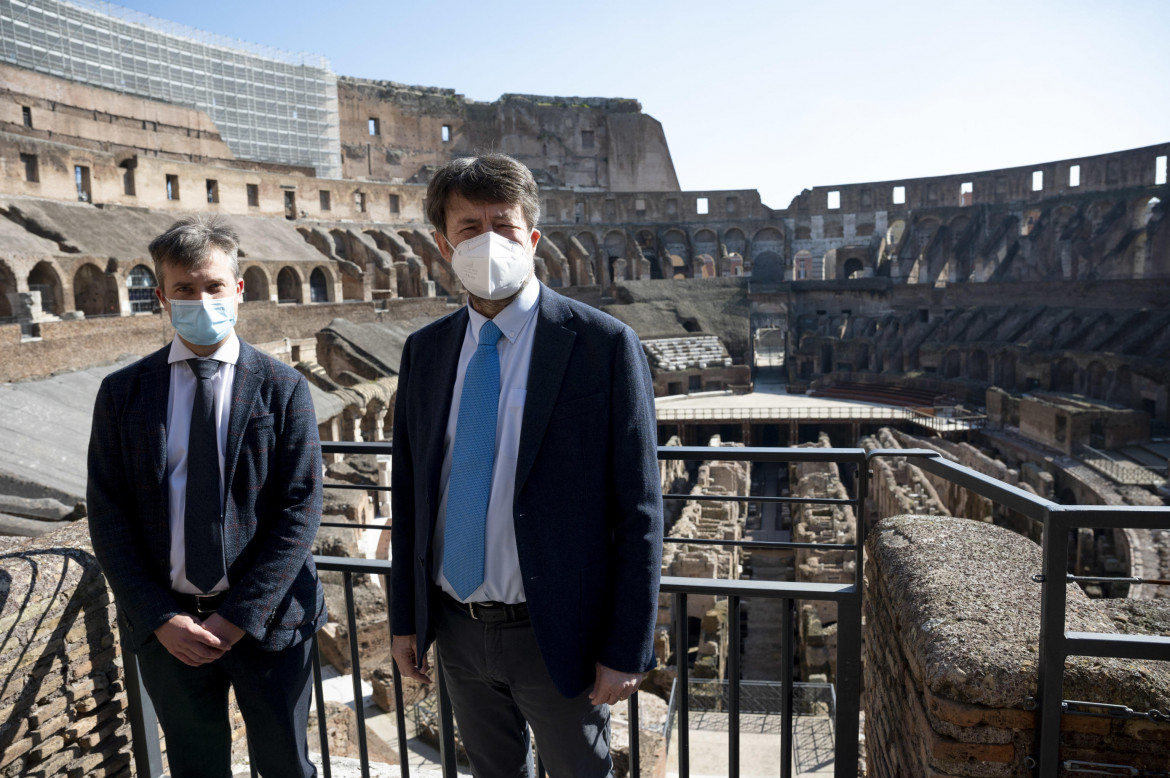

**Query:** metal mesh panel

left=0, top=0, right=342, bottom=178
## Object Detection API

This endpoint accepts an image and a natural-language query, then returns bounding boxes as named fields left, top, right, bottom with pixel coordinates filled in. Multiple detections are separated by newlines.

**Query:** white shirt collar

left=167, top=331, right=241, bottom=365
left=466, top=278, right=541, bottom=345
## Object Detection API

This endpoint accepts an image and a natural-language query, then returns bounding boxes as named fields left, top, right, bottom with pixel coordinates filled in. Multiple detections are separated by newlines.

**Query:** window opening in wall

left=20, top=153, right=38, bottom=182
left=827, top=191, right=841, bottom=209
left=75, top=165, right=91, bottom=202
left=22, top=106, right=33, bottom=128
left=580, top=130, right=594, bottom=149
left=1069, top=164, right=1081, bottom=187
left=959, top=182, right=973, bottom=206
left=368, top=117, right=379, bottom=136
left=284, top=190, right=296, bottom=219
left=574, top=201, right=584, bottom=224
left=388, top=194, right=400, bottom=215
left=1032, top=171, right=1044, bottom=191
left=319, top=190, right=331, bottom=211
left=127, top=265, right=157, bottom=313
left=120, top=161, right=135, bottom=196
left=696, top=197, right=708, bottom=215
left=635, top=198, right=646, bottom=217
left=859, top=188, right=872, bottom=208
left=247, top=183, right=259, bottom=207
left=441, top=125, right=451, bottom=143
left=206, top=179, right=219, bottom=204
left=892, top=186, right=905, bottom=205
left=355, top=192, right=367, bottom=213
left=1157, top=155, right=1168, bottom=186
left=166, top=174, right=179, bottom=201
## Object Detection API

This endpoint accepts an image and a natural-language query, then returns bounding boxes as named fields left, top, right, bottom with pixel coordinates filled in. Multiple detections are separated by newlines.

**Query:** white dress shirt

left=434, top=279, right=541, bottom=604
left=165, top=333, right=239, bottom=594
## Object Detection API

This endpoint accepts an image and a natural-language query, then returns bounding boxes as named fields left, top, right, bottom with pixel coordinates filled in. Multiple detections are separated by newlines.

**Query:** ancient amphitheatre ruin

left=0, top=1, right=1167, bottom=776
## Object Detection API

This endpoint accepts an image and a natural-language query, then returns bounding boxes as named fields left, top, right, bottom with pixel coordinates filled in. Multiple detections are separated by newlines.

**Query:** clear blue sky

left=114, top=0, right=1169, bottom=209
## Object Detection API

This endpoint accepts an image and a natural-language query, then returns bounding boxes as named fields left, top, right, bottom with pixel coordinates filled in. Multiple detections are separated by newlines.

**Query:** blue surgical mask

left=167, top=297, right=237, bottom=346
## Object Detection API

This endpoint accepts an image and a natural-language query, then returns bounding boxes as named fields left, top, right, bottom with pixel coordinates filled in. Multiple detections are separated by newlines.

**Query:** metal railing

left=119, top=440, right=1170, bottom=778
left=655, top=404, right=986, bottom=431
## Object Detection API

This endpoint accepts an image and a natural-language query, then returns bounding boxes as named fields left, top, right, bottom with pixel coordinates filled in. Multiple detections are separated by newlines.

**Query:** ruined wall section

left=864, top=515, right=1170, bottom=777
left=339, top=79, right=679, bottom=192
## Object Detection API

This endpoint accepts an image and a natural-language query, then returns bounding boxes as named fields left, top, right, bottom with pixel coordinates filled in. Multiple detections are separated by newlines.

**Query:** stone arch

left=29, top=261, right=64, bottom=315
left=1052, top=356, right=1078, bottom=393
left=0, top=260, right=16, bottom=319
left=1134, top=195, right=1161, bottom=229
left=968, top=349, right=989, bottom=382
left=693, top=229, right=718, bottom=258
left=243, top=266, right=269, bottom=303
left=1108, top=365, right=1133, bottom=406
left=663, top=229, right=688, bottom=261
left=309, top=267, right=330, bottom=303
left=604, top=230, right=628, bottom=282
left=636, top=229, right=661, bottom=279
left=548, top=231, right=570, bottom=256
left=576, top=231, right=601, bottom=283
left=941, top=349, right=962, bottom=379
left=723, top=228, right=746, bottom=256
left=994, top=350, right=1018, bottom=391
left=1086, top=200, right=1116, bottom=232
left=886, top=220, right=906, bottom=247
left=1086, top=361, right=1108, bottom=400
left=842, top=257, right=865, bottom=280
left=126, top=264, right=157, bottom=313
left=753, top=251, right=782, bottom=283
left=277, top=266, right=303, bottom=304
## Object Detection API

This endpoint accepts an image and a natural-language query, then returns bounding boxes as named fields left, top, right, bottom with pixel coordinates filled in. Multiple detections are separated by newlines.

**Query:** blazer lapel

left=140, top=349, right=172, bottom=487
left=223, top=341, right=263, bottom=502
left=514, top=288, right=576, bottom=495
left=423, top=309, right=469, bottom=529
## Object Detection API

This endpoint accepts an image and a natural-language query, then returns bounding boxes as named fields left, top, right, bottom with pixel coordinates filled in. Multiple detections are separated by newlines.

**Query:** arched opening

left=819, top=343, right=833, bottom=374
left=995, top=351, right=1017, bottom=391
left=1086, top=361, right=1107, bottom=400
left=277, top=267, right=302, bottom=304
left=794, top=250, right=814, bottom=280
left=28, top=261, right=63, bottom=315
left=941, top=350, right=961, bottom=379
left=693, top=229, right=718, bottom=258
left=751, top=227, right=783, bottom=276
left=752, top=251, right=782, bottom=283
left=548, top=231, right=569, bottom=256
left=1108, top=365, right=1133, bottom=407
left=842, top=257, right=865, bottom=280
left=636, top=230, right=661, bottom=279
left=0, top=260, right=16, bottom=319
left=309, top=268, right=330, bottom=303
left=243, top=266, right=269, bottom=302
left=126, top=264, right=157, bottom=313
left=663, top=229, right=688, bottom=264
left=886, top=220, right=906, bottom=247
left=1052, top=357, right=1078, bottom=393
left=968, top=349, right=989, bottom=382
left=604, top=230, right=626, bottom=282
left=723, top=229, right=746, bottom=256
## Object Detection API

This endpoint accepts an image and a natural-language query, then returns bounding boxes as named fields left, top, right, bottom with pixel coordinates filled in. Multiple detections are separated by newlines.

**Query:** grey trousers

left=435, top=596, right=612, bottom=778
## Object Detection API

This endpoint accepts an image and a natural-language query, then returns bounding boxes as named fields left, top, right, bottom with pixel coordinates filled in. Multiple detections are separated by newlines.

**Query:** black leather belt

left=442, top=591, right=528, bottom=623
left=174, top=590, right=228, bottom=616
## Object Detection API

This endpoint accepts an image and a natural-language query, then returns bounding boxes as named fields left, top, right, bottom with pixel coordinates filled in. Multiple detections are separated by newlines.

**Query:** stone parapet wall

left=864, top=515, right=1170, bottom=777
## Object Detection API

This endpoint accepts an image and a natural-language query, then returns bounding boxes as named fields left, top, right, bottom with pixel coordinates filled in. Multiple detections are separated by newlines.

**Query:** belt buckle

left=194, top=593, right=218, bottom=615
left=467, top=601, right=479, bottom=620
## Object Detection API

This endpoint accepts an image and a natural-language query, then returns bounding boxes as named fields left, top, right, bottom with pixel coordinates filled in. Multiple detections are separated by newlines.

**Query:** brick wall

left=864, top=515, right=1170, bottom=777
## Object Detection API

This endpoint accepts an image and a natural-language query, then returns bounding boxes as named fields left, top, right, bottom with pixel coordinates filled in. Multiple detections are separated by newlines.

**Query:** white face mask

left=445, top=231, right=533, bottom=300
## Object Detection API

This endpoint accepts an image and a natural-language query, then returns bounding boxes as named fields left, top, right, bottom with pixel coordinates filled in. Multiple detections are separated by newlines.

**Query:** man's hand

left=589, top=663, right=644, bottom=706
left=391, top=634, right=431, bottom=683
left=202, top=613, right=246, bottom=647
left=154, top=613, right=229, bottom=666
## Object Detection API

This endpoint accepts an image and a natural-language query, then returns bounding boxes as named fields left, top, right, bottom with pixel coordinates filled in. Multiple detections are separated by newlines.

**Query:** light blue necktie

left=444, top=320, right=503, bottom=599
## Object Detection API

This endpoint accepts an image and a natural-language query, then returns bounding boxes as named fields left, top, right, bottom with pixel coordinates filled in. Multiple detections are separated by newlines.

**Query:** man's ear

left=235, top=276, right=245, bottom=299
left=529, top=228, right=542, bottom=253
left=434, top=230, right=453, bottom=262
left=155, top=286, right=168, bottom=312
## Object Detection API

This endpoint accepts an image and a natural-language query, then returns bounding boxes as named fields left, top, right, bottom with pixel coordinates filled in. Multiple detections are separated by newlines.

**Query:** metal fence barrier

left=119, top=440, right=1170, bottom=778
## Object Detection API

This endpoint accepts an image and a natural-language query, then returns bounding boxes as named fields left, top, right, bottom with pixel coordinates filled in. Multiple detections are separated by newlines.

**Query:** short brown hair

left=425, top=154, right=540, bottom=237
left=149, top=215, right=240, bottom=286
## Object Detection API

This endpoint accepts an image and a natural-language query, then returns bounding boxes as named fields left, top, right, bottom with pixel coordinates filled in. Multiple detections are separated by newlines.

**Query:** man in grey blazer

left=87, top=216, right=325, bottom=778
left=390, top=155, right=663, bottom=777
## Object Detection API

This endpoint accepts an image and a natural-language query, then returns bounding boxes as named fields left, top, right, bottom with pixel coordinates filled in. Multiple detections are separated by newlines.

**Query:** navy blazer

left=87, top=339, right=326, bottom=652
left=390, top=284, right=663, bottom=698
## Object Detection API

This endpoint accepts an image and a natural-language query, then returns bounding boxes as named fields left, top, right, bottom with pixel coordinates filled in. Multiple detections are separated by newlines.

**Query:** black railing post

left=343, top=573, right=371, bottom=778
left=629, top=691, right=640, bottom=778
left=728, top=595, right=741, bottom=778
left=781, top=597, right=794, bottom=778
left=1035, top=505, right=1067, bottom=775
left=675, top=591, right=689, bottom=778
left=834, top=594, right=862, bottom=778
left=120, top=642, right=164, bottom=778
left=382, top=573, right=410, bottom=778
left=310, top=635, right=333, bottom=778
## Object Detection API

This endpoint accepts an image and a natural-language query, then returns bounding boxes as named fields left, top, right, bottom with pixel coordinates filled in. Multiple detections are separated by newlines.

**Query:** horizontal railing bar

left=1047, top=505, right=1170, bottom=531
left=1066, top=575, right=1143, bottom=585
left=663, top=493, right=854, bottom=505
left=662, top=576, right=856, bottom=600
left=319, top=522, right=392, bottom=530
left=659, top=446, right=869, bottom=463
left=323, top=483, right=391, bottom=492
left=1065, top=632, right=1170, bottom=661
left=315, top=556, right=393, bottom=574
left=664, top=537, right=856, bottom=552
left=321, top=441, right=392, bottom=454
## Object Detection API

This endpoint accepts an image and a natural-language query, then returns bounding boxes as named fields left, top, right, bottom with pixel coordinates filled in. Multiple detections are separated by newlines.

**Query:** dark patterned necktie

left=185, top=358, right=226, bottom=593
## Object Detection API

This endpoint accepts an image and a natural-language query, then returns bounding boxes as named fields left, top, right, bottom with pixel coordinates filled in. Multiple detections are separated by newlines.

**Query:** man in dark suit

left=390, top=155, right=663, bottom=777
left=87, top=216, right=325, bottom=778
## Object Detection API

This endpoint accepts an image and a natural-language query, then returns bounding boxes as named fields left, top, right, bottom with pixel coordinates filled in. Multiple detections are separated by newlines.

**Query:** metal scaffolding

left=0, top=0, right=342, bottom=178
